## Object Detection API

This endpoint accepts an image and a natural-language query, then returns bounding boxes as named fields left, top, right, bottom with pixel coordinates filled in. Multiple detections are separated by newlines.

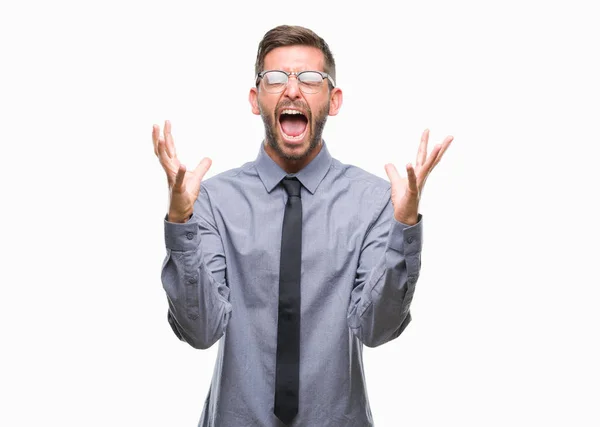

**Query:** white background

left=1, top=0, right=598, bottom=426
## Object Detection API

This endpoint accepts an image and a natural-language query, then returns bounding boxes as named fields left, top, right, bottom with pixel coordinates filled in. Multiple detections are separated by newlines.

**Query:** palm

left=385, top=129, right=453, bottom=225
left=167, top=158, right=202, bottom=210
left=152, top=120, right=212, bottom=222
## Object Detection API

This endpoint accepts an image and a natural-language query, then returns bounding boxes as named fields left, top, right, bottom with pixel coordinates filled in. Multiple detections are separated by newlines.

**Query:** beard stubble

left=259, top=99, right=329, bottom=161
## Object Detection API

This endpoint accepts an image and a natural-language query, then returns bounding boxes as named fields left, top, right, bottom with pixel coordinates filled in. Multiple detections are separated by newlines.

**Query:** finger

left=157, top=137, right=174, bottom=173
left=173, top=163, right=186, bottom=191
left=164, top=120, right=175, bottom=159
left=406, top=163, right=418, bottom=194
left=416, top=128, right=429, bottom=167
left=152, top=124, right=160, bottom=156
left=193, top=157, right=213, bottom=182
left=423, top=143, right=443, bottom=175
left=432, top=135, right=453, bottom=169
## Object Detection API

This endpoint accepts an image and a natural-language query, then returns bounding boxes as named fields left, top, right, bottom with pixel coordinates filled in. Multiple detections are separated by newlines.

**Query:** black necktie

left=274, top=177, right=302, bottom=425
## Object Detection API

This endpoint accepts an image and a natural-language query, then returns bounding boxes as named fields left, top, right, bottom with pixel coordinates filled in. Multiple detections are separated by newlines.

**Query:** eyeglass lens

left=262, top=71, right=324, bottom=94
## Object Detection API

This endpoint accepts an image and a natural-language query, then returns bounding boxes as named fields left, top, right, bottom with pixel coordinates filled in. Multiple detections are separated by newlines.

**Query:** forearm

left=162, top=215, right=232, bottom=349
left=348, top=214, right=422, bottom=347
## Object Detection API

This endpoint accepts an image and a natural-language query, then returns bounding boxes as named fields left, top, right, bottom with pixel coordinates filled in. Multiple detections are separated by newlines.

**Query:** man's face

left=250, top=45, right=342, bottom=162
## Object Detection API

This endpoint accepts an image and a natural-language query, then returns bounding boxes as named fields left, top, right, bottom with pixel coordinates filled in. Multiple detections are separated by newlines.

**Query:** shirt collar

left=255, top=140, right=333, bottom=194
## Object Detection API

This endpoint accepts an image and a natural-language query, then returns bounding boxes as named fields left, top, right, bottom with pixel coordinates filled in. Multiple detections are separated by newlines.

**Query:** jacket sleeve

left=347, top=188, right=423, bottom=348
left=161, top=185, right=232, bottom=349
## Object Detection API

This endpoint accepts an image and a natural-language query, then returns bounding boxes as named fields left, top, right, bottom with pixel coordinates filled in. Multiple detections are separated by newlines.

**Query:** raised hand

left=384, top=129, right=453, bottom=225
left=152, top=120, right=212, bottom=223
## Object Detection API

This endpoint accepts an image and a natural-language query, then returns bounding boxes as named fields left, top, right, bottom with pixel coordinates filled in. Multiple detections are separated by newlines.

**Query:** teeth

left=281, top=109, right=304, bottom=116
left=282, top=131, right=305, bottom=140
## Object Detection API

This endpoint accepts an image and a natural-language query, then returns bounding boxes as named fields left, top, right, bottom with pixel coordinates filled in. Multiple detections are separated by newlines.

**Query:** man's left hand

left=384, top=129, right=453, bottom=226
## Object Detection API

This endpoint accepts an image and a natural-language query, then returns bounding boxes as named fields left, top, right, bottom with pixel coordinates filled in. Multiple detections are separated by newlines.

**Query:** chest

left=216, top=188, right=368, bottom=299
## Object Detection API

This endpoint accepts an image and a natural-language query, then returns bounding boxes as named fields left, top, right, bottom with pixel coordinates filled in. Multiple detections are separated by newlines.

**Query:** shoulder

left=330, top=156, right=391, bottom=197
left=199, top=160, right=258, bottom=194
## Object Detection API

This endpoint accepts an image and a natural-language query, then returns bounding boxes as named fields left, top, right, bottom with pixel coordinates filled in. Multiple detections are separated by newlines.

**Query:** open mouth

left=278, top=109, right=308, bottom=142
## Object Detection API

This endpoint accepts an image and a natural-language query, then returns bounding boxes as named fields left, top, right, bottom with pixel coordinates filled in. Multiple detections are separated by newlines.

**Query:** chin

left=275, top=133, right=315, bottom=161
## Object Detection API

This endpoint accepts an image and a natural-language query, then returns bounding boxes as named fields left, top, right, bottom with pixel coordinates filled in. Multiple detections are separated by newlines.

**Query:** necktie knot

left=281, top=177, right=301, bottom=198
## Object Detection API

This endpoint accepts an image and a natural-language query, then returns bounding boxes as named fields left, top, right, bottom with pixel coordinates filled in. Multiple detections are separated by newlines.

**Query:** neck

left=264, top=140, right=323, bottom=174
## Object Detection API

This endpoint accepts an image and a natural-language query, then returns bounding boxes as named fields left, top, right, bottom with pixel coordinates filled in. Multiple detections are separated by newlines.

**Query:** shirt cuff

left=387, top=213, right=423, bottom=255
left=164, top=214, right=200, bottom=251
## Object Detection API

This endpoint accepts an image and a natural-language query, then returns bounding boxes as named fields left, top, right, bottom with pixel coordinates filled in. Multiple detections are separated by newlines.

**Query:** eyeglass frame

left=255, top=70, right=336, bottom=94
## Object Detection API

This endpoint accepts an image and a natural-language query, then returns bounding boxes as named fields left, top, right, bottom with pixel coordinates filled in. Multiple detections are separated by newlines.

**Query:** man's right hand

left=152, top=120, right=212, bottom=223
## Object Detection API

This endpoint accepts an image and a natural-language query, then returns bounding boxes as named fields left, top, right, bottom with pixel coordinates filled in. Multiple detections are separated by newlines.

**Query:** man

left=152, top=25, right=452, bottom=427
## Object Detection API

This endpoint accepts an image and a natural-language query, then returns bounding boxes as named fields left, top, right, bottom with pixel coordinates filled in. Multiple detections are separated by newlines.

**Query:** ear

left=328, top=87, right=343, bottom=116
left=249, top=87, right=261, bottom=115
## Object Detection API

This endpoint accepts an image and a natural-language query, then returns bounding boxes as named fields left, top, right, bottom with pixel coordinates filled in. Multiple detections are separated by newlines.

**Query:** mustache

left=276, top=100, right=311, bottom=116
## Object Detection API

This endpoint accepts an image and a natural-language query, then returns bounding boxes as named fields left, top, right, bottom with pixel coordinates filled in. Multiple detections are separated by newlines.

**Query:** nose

left=282, top=74, right=302, bottom=100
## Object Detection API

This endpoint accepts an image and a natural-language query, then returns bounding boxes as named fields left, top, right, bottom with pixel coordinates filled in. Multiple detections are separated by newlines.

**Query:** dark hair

left=254, top=25, right=336, bottom=84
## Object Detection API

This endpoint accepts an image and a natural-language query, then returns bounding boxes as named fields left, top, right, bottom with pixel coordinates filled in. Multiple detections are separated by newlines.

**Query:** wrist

left=394, top=213, right=418, bottom=226
left=167, top=212, right=192, bottom=223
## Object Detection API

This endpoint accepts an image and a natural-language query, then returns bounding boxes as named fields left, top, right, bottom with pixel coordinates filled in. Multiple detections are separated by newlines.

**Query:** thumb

left=194, top=157, right=212, bottom=182
left=384, top=163, right=402, bottom=188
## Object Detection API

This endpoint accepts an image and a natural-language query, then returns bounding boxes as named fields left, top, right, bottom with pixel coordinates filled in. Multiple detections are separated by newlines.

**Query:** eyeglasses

left=256, top=70, right=336, bottom=94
